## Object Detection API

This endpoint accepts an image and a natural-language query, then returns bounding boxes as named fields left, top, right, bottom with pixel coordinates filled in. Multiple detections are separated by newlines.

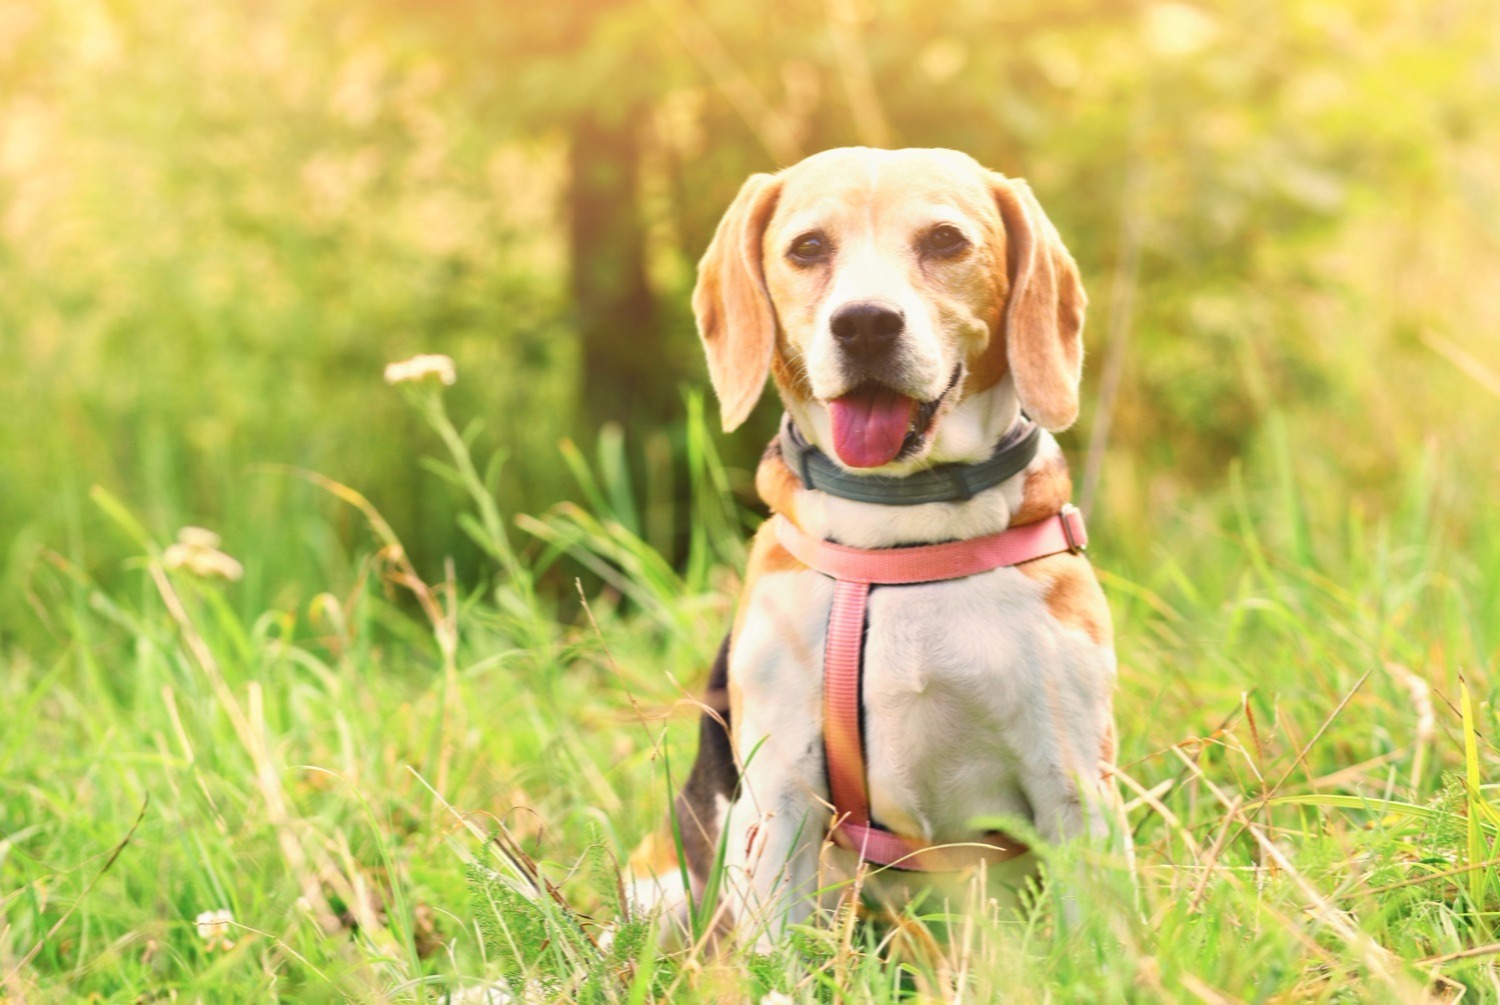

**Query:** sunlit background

left=4, top=0, right=1497, bottom=640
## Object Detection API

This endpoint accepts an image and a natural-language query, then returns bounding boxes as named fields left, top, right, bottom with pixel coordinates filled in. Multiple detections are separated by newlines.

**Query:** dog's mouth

left=827, top=367, right=960, bottom=469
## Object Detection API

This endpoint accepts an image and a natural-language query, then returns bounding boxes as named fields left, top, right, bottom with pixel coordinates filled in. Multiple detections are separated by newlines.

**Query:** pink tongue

left=829, top=386, right=916, bottom=468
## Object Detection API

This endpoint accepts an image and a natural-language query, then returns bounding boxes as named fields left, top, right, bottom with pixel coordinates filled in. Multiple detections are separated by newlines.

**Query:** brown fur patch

left=769, top=342, right=811, bottom=404
left=732, top=519, right=806, bottom=640
left=1016, top=551, right=1112, bottom=646
left=1010, top=452, right=1073, bottom=527
left=694, top=173, right=783, bottom=431
left=963, top=297, right=1009, bottom=395
left=627, top=828, right=682, bottom=878
left=763, top=243, right=824, bottom=408
left=1010, top=452, right=1098, bottom=643
left=990, top=176, right=1087, bottom=431
left=754, top=438, right=802, bottom=519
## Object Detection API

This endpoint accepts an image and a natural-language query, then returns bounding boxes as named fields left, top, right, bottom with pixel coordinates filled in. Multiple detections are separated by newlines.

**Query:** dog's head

left=694, top=147, right=1085, bottom=471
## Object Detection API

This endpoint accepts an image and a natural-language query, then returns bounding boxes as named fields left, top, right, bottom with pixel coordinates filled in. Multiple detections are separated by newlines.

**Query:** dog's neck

left=757, top=393, right=1075, bottom=550
left=778, top=415, right=1040, bottom=507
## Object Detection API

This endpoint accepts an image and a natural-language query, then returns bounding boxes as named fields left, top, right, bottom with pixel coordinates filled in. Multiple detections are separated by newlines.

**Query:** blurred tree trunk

left=568, top=107, right=664, bottom=429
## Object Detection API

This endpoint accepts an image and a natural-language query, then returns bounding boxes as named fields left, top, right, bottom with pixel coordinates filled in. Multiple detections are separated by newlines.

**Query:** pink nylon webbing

left=790, top=508, right=1088, bottom=872
left=776, top=506, right=1086, bottom=585
left=823, top=579, right=872, bottom=830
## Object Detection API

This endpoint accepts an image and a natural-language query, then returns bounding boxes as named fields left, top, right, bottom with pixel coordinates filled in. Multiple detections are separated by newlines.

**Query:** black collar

left=779, top=415, right=1041, bottom=506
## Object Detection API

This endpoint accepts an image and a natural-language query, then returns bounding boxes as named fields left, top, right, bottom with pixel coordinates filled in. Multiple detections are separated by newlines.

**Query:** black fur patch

left=676, top=633, right=739, bottom=884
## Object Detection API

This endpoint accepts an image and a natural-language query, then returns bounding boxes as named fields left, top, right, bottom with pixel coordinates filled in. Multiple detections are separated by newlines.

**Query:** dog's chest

left=862, top=569, right=1112, bottom=839
left=734, top=563, right=1114, bottom=840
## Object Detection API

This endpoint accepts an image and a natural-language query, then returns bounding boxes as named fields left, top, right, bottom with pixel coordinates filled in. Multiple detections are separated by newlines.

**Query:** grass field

left=4, top=3, right=1500, bottom=997
left=4, top=369, right=1500, bottom=1003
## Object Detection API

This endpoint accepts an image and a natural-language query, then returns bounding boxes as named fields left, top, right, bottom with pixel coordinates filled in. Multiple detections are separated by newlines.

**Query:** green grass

left=5, top=0, right=1500, bottom=997
left=4, top=375, right=1500, bottom=1002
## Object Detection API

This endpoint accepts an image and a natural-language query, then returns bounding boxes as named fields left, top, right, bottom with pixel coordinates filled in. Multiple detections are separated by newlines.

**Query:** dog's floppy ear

left=693, top=172, right=783, bottom=432
left=991, top=175, right=1087, bottom=432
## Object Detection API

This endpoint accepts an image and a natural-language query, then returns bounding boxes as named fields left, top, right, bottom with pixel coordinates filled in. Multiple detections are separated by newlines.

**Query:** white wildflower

left=1384, top=663, right=1436, bottom=743
left=1385, top=662, right=1436, bottom=782
left=759, top=993, right=795, bottom=1005
left=194, top=908, right=236, bottom=952
left=163, top=527, right=244, bottom=581
left=176, top=526, right=222, bottom=550
left=383, top=353, right=456, bottom=386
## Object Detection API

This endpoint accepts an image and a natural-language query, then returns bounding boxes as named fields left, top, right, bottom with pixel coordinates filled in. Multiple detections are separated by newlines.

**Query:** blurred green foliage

left=2, top=0, right=1498, bottom=646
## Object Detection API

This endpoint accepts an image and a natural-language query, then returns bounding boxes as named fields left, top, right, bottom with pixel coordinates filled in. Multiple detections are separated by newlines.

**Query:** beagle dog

left=633, top=147, right=1119, bottom=947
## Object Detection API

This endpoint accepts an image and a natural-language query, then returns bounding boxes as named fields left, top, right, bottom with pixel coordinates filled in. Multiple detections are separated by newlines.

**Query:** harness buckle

left=1061, top=504, right=1087, bottom=553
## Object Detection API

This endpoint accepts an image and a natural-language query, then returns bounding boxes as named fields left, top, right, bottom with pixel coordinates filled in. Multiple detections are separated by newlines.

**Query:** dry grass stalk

left=1423, top=331, right=1500, bottom=399
left=1169, top=746, right=1421, bottom=999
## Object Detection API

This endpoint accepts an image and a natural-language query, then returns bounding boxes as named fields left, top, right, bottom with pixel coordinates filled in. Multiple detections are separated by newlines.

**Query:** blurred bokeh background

left=3, top=0, right=1498, bottom=647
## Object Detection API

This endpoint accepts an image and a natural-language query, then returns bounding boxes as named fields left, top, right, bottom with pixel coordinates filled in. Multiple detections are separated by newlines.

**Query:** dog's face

left=695, top=147, right=1086, bottom=471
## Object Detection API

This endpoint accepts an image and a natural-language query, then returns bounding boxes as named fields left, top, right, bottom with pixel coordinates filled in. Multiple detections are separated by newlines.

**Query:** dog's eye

left=922, top=225, right=969, bottom=257
left=788, top=232, right=830, bottom=264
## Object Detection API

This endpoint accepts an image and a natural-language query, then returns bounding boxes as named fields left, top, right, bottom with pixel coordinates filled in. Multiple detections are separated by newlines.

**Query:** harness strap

left=776, top=508, right=1089, bottom=872
left=775, top=507, right=1087, bottom=585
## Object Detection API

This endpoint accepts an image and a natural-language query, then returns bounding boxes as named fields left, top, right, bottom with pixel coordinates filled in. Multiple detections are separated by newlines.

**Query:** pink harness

left=774, top=506, right=1089, bottom=872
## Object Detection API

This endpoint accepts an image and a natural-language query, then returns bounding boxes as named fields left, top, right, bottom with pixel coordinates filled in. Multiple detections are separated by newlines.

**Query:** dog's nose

left=830, top=300, right=904, bottom=356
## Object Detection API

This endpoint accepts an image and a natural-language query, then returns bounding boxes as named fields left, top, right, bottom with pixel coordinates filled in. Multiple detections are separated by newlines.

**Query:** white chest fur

left=861, top=568, right=1115, bottom=840
left=731, top=562, right=1116, bottom=849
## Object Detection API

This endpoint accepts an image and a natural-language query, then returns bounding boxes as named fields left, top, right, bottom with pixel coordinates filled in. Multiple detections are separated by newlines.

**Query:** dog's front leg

left=717, top=636, right=830, bottom=952
left=1016, top=696, right=1120, bottom=930
left=720, top=786, right=828, bottom=954
left=719, top=742, right=827, bottom=951
left=712, top=558, right=834, bottom=949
